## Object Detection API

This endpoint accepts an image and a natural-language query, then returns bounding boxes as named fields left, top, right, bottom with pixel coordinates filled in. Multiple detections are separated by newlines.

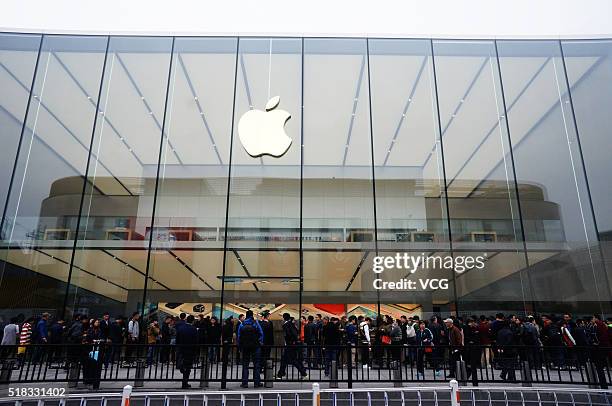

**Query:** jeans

left=324, top=348, right=337, bottom=376
left=241, top=347, right=261, bottom=386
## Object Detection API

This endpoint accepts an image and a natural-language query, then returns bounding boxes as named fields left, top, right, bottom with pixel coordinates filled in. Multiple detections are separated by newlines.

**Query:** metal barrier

left=1, top=382, right=612, bottom=406
left=0, top=343, right=610, bottom=389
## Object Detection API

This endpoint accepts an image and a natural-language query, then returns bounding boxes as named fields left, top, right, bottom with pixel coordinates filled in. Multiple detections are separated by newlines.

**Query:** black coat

left=176, top=323, right=198, bottom=363
left=207, top=323, right=222, bottom=345
left=109, top=322, right=124, bottom=344
left=260, top=319, right=274, bottom=346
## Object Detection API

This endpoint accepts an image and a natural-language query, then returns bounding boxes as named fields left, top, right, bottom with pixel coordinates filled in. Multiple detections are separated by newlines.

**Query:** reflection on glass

left=498, top=40, right=606, bottom=313
left=146, top=38, right=237, bottom=316
left=0, top=35, right=107, bottom=316
left=302, top=38, right=376, bottom=309
left=67, top=37, right=173, bottom=317
left=223, top=38, right=302, bottom=310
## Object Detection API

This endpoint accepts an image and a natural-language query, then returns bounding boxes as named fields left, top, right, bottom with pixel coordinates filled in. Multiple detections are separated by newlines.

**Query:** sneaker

left=240, top=383, right=249, bottom=388
left=300, top=373, right=309, bottom=380
left=254, top=383, right=264, bottom=388
left=435, top=370, right=441, bottom=376
left=362, top=365, right=369, bottom=369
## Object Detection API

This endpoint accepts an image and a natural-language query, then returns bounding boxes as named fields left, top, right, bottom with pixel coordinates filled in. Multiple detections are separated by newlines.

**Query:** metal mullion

left=299, top=37, right=304, bottom=325
left=493, top=40, right=537, bottom=314
left=429, top=39, right=458, bottom=314
left=365, top=39, right=380, bottom=316
left=219, top=37, right=241, bottom=324
left=62, top=36, right=111, bottom=319
left=141, top=37, right=176, bottom=317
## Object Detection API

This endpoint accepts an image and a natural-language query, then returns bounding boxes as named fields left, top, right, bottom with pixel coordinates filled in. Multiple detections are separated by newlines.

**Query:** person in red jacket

left=590, top=314, right=609, bottom=389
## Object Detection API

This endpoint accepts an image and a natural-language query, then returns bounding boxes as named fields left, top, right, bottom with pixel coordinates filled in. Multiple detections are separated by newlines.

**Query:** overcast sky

left=2, top=0, right=612, bottom=38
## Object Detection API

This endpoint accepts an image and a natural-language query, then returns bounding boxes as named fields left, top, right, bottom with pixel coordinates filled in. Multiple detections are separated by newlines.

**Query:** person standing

left=463, top=317, right=481, bottom=384
left=415, top=321, right=433, bottom=378
left=259, top=311, right=274, bottom=364
left=345, top=316, right=358, bottom=367
left=322, top=317, right=340, bottom=377
left=276, top=313, right=308, bottom=380
left=589, top=314, right=609, bottom=389
left=237, top=310, right=264, bottom=388
left=304, top=315, right=319, bottom=368
left=496, top=320, right=516, bottom=382
left=176, top=315, right=198, bottom=389
left=1, top=318, right=19, bottom=359
left=444, top=318, right=463, bottom=378
left=359, top=317, right=372, bottom=369
left=207, top=316, right=221, bottom=363
left=126, top=312, right=140, bottom=365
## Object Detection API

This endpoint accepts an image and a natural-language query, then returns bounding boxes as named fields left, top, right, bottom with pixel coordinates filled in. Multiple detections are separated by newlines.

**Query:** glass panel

left=0, top=33, right=41, bottom=319
left=498, top=40, right=607, bottom=314
left=302, top=39, right=376, bottom=315
left=433, top=40, right=530, bottom=313
left=146, top=37, right=237, bottom=320
left=562, top=39, right=612, bottom=314
left=222, top=38, right=302, bottom=318
left=0, top=34, right=40, bottom=221
left=67, top=37, right=173, bottom=318
left=369, top=39, right=453, bottom=317
left=0, top=35, right=107, bottom=318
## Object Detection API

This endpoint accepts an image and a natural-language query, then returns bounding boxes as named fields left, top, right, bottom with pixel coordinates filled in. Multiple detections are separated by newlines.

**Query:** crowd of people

left=1, top=310, right=611, bottom=388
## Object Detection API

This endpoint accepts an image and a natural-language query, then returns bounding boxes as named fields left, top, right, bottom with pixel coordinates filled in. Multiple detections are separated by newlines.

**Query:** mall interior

left=0, top=34, right=611, bottom=323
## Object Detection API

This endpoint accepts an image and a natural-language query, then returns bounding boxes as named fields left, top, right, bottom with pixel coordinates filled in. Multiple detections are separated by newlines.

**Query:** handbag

left=382, top=335, right=391, bottom=345
left=424, top=345, right=433, bottom=353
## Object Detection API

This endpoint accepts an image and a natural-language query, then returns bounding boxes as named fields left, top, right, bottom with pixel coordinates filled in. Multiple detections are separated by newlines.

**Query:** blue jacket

left=237, top=318, right=264, bottom=346
left=36, top=319, right=48, bottom=342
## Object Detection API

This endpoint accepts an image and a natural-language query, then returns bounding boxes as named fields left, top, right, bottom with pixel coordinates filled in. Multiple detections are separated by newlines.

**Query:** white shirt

left=359, top=321, right=371, bottom=344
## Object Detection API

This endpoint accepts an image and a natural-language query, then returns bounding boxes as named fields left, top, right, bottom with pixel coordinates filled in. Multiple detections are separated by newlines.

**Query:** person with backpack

left=521, top=315, right=541, bottom=368
left=237, top=310, right=264, bottom=388
left=276, top=313, right=308, bottom=380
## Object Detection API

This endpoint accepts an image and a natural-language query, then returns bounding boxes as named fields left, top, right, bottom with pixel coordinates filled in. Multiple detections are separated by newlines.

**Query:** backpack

left=522, top=323, right=537, bottom=345
left=240, top=321, right=260, bottom=349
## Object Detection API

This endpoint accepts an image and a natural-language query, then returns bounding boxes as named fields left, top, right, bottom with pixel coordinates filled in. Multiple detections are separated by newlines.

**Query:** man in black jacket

left=176, top=315, right=198, bottom=389
left=276, top=313, right=308, bottom=379
left=259, top=311, right=274, bottom=363
left=496, top=320, right=516, bottom=382
left=322, top=317, right=341, bottom=377
left=304, top=315, right=320, bottom=368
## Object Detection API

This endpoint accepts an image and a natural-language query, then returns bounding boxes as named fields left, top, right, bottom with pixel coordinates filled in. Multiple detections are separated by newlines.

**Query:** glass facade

left=0, top=34, right=611, bottom=322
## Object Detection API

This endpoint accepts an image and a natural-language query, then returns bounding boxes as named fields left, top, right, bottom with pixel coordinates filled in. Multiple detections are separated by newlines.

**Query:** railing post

left=68, top=361, right=79, bottom=388
left=346, top=344, right=353, bottom=389
left=391, top=360, right=402, bottom=387
left=264, top=359, right=274, bottom=388
left=220, top=345, right=228, bottom=390
left=312, top=382, right=320, bottom=406
left=121, top=385, right=133, bottom=406
left=0, top=360, right=14, bottom=389
left=199, top=355, right=210, bottom=388
left=450, top=379, right=460, bottom=406
left=134, top=359, right=145, bottom=388
left=520, top=360, right=532, bottom=387
left=456, top=359, right=467, bottom=385
left=329, top=359, right=338, bottom=388
left=585, top=361, right=600, bottom=389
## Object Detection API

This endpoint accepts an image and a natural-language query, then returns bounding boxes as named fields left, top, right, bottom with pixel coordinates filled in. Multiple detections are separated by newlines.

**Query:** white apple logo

left=238, top=96, right=292, bottom=158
